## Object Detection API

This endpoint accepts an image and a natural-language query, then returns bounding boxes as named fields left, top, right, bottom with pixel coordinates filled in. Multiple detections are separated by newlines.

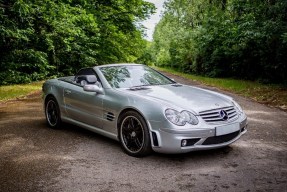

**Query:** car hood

left=123, top=84, right=233, bottom=114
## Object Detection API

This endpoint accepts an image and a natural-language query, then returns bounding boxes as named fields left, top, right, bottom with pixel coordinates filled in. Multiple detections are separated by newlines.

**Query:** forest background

left=1, top=0, right=286, bottom=85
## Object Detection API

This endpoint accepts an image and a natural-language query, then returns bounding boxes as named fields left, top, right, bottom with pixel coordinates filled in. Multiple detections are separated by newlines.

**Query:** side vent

left=105, top=112, right=115, bottom=121
left=152, top=132, right=159, bottom=147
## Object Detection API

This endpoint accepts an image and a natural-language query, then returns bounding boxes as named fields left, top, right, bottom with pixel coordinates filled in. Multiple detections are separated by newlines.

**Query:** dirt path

left=0, top=73, right=286, bottom=192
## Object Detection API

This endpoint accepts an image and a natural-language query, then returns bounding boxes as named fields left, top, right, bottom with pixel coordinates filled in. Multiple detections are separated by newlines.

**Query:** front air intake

left=152, top=132, right=159, bottom=146
left=202, top=131, right=240, bottom=145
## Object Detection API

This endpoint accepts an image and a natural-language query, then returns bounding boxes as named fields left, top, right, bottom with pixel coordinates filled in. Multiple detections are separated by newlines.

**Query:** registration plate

left=216, top=123, right=240, bottom=136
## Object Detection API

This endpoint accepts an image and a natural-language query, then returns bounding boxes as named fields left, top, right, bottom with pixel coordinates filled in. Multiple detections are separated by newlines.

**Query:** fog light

left=181, top=139, right=187, bottom=147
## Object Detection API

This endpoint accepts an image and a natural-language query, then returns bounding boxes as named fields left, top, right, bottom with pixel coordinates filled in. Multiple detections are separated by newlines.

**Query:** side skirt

left=61, top=116, right=119, bottom=141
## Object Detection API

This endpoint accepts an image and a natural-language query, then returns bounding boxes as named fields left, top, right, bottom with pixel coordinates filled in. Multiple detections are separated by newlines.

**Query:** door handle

left=65, top=90, right=72, bottom=94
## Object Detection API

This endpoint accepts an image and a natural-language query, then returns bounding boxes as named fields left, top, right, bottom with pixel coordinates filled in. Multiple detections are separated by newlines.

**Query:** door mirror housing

left=83, top=84, right=104, bottom=94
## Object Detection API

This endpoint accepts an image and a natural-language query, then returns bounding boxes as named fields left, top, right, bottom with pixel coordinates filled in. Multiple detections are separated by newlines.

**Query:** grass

left=0, top=81, right=44, bottom=101
left=154, top=66, right=287, bottom=111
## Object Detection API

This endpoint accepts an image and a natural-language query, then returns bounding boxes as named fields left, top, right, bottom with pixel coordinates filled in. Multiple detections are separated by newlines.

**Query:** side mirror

left=83, top=84, right=104, bottom=94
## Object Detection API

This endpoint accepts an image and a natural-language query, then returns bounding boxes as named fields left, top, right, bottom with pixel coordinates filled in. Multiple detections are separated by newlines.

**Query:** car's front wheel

left=45, top=97, right=61, bottom=129
left=118, top=111, right=152, bottom=157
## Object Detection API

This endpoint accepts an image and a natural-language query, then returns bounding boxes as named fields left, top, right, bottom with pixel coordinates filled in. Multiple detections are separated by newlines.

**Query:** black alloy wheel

left=119, top=111, right=151, bottom=157
left=45, top=97, right=61, bottom=128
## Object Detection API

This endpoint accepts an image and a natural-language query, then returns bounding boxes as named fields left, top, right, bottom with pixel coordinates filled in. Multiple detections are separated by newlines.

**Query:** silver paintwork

left=43, top=63, right=247, bottom=154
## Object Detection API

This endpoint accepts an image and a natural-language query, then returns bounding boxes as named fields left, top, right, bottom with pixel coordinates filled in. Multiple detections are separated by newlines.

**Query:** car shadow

left=152, top=146, right=234, bottom=160
left=39, top=121, right=237, bottom=161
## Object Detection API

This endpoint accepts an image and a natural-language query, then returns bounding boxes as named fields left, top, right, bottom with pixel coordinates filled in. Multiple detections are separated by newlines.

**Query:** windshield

left=100, top=65, right=175, bottom=88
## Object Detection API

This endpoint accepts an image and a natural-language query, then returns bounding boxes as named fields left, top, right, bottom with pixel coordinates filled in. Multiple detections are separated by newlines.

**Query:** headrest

left=86, top=75, right=97, bottom=84
left=76, top=75, right=97, bottom=84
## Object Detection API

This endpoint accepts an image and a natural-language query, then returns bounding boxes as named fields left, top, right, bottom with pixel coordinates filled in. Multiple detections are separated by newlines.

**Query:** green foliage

left=151, top=0, right=287, bottom=84
left=135, top=41, right=154, bottom=65
left=0, top=0, right=155, bottom=85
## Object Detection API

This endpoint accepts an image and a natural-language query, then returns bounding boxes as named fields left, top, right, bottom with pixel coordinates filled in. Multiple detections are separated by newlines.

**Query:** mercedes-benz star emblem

left=219, top=110, right=229, bottom=121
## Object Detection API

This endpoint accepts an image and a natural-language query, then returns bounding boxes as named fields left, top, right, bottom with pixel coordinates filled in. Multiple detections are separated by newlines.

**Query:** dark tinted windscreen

left=100, top=65, right=175, bottom=88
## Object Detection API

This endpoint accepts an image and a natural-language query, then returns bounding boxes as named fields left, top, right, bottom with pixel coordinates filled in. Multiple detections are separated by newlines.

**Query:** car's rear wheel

left=118, top=111, right=152, bottom=157
left=45, top=97, right=61, bottom=129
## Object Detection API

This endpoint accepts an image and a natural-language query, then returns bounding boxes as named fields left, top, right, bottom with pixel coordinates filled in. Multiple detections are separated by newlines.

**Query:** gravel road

left=0, top=72, right=286, bottom=192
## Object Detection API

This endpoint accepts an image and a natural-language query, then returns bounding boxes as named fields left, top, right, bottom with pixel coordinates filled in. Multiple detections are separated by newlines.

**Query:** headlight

left=233, top=101, right=243, bottom=113
left=165, top=109, right=199, bottom=126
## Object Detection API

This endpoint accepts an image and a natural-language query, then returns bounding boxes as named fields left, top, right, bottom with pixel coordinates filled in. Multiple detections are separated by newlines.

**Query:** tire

left=118, top=111, right=152, bottom=157
left=45, top=97, right=61, bottom=129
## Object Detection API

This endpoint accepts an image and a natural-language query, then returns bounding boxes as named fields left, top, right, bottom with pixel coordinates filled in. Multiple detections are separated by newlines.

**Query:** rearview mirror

left=83, top=84, right=104, bottom=94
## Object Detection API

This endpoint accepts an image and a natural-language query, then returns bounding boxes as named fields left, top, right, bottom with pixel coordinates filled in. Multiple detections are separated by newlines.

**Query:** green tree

left=0, top=0, right=155, bottom=84
left=152, top=0, right=287, bottom=84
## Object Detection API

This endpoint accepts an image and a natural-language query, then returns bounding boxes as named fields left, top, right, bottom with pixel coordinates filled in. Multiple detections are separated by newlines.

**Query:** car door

left=63, top=81, right=104, bottom=129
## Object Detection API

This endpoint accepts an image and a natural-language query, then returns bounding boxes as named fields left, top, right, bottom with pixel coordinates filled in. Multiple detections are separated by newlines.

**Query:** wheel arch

left=117, top=107, right=149, bottom=127
left=44, top=94, right=57, bottom=105
left=116, top=107, right=153, bottom=139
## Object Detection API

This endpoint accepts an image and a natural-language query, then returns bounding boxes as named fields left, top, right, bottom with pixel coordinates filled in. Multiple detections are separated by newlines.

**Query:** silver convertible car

left=43, top=64, right=247, bottom=157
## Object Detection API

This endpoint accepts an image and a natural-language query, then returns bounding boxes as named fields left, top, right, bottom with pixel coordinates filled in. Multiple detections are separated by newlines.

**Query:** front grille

left=202, top=131, right=240, bottom=145
left=199, top=106, right=238, bottom=124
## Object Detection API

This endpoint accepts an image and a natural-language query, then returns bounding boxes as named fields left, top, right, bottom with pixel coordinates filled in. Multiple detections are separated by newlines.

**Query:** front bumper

left=150, top=116, right=248, bottom=154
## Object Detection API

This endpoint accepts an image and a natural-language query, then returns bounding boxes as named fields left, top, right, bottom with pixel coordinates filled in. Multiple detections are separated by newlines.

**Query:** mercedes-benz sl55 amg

left=43, top=64, right=247, bottom=157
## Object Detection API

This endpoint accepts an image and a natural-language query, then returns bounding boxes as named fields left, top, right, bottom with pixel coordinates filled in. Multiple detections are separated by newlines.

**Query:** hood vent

left=105, top=112, right=115, bottom=121
left=171, top=84, right=183, bottom=87
left=129, top=86, right=150, bottom=91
